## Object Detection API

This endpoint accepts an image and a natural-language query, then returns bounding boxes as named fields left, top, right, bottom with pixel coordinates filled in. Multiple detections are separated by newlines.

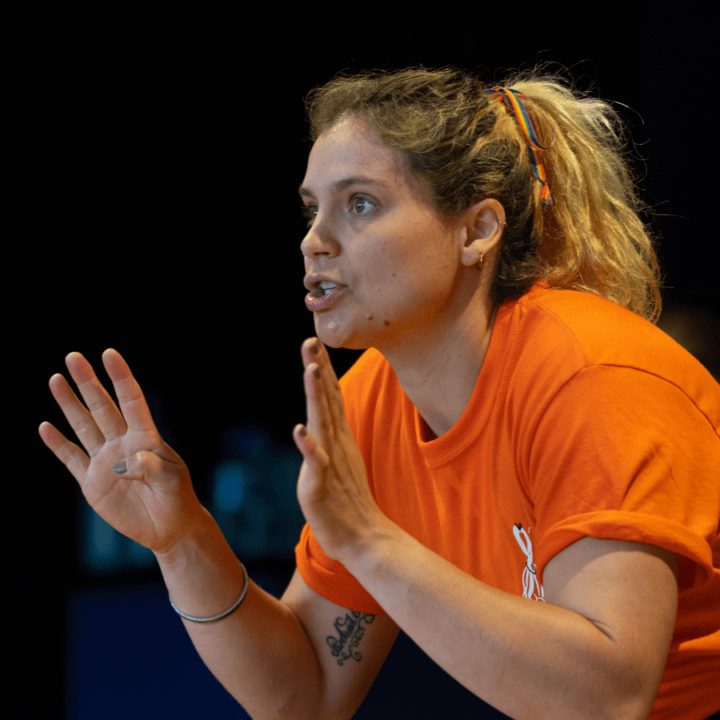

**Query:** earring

left=475, top=254, right=484, bottom=270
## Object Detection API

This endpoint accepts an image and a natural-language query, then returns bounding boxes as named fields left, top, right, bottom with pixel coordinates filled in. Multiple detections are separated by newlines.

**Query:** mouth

left=305, top=283, right=346, bottom=312
left=310, top=281, right=340, bottom=298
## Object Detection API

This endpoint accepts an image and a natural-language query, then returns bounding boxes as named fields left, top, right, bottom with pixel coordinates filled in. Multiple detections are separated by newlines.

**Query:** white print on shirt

left=513, top=523, right=545, bottom=602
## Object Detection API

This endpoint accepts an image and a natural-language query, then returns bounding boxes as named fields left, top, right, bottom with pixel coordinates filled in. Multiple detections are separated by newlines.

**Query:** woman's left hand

left=293, top=338, right=387, bottom=564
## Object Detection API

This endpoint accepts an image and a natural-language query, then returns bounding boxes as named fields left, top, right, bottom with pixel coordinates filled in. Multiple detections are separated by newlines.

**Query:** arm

left=293, top=339, right=679, bottom=720
left=39, top=350, right=398, bottom=720
left=343, top=526, right=677, bottom=720
left=153, top=508, right=399, bottom=720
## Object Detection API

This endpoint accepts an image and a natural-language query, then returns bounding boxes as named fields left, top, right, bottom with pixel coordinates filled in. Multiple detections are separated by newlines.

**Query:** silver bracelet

left=169, top=561, right=249, bottom=623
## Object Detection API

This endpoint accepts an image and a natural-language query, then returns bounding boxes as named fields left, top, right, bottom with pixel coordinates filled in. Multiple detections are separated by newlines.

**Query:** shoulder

left=512, top=284, right=682, bottom=368
left=528, top=287, right=678, bottom=366
left=505, top=285, right=720, bottom=429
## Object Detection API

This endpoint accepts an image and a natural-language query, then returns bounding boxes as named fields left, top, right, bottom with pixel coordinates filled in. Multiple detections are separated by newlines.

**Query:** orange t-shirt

left=295, top=283, right=720, bottom=720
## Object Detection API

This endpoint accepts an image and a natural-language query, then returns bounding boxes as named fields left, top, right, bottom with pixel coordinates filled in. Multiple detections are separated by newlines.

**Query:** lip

left=303, top=272, right=344, bottom=292
left=305, top=285, right=346, bottom=311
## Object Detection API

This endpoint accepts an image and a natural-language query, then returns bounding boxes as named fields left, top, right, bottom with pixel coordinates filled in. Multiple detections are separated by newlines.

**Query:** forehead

left=301, top=115, right=415, bottom=193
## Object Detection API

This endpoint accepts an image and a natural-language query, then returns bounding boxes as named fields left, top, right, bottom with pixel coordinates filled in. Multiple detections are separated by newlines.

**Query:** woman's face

left=299, top=115, right=470, bottom=351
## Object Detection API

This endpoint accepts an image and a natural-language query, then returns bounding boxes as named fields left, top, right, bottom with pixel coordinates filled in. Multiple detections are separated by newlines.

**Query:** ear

left=459, top=198, right=506, bottom=268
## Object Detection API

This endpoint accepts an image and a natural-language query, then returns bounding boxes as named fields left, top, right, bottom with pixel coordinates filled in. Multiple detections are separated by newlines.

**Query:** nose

left=300, top=216, right=340, bottom=261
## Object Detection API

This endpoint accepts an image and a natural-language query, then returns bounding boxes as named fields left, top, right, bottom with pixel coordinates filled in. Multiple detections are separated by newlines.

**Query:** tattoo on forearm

left=326, top=611, right=376, bottom=666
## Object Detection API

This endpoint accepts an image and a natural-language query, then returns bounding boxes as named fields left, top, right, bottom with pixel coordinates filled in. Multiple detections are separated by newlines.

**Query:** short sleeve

left=295, top=523, right=386, bottom=614
left=528, top=365, right=720, bottom=592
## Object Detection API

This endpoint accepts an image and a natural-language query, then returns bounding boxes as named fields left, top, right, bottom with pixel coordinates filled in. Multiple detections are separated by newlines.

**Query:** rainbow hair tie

left=483, top=86, right=556, bottom=207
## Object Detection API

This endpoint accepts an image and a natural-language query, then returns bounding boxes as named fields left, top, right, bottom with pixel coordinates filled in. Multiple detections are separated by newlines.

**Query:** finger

left=65, top=352, right=128, bottom=442
left=301, top=340, right=333, bottom=410
left=304, top=340, right=347, bottom=438
left=302, top=339, right=342, bottom=400
left=48, top=372, right=107, bottom=457
left=38, top=421, right=91, bottom=484
left=292, top=424, right=330, bottom=492
left=112, top=449, right=165, bottom=481
left=301, top=339, right=343, bottom=462
left=316, top=344, right=347, bottom=431
left=101, top=349, right=160, bottom=435
left=303, top=362, right=331, bottom=447
left=315, top=361, right=344, bottom=470
left=301, top=337, right=322, bottom=370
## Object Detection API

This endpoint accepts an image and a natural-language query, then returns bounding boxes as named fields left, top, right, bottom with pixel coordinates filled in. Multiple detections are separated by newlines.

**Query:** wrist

left=152, top=505, right=247, bottom=620
left=152, top=505, right=223, bottom=568
left=341, top=513, right=404, bottom=577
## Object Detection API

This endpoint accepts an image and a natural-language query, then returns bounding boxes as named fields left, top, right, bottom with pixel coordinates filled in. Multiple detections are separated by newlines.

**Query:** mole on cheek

left=384, top=320, right=391, bottom=326
left=391, top=273, right=396, bottom=278
left=366, top=315, right=374, bottom=321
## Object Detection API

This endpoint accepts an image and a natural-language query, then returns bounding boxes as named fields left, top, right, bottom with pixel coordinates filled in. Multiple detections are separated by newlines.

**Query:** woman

left=40, top=67, right=719, bottom=719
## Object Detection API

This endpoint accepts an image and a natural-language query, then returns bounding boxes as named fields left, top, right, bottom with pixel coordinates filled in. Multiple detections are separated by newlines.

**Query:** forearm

left=345, top=522, right=648, bottom=720
left=154, top=507, right=323, bottom=720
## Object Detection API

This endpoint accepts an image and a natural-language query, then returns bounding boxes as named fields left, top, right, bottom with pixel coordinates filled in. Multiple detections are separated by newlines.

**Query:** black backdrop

left=20, top=3, right=718, bottom=717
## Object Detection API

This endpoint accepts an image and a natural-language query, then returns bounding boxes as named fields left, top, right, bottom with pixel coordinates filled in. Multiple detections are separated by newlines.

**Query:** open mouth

left=312, top=281, right=339, bottom=297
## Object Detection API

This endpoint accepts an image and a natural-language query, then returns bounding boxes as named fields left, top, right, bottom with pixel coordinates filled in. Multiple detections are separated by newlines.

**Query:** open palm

left=39, top=349, right=199, bottom=554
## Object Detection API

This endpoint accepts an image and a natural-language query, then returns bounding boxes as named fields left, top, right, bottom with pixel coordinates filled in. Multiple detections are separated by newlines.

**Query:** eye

left=350, top=195, right=375, bottom=216
left=300, top=195, right=376, bottom=228
left=300, top=203, right=317, bottom=228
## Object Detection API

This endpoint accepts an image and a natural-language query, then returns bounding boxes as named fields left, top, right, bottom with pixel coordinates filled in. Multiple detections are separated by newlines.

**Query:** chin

left=314, top=315, right=371, bottom=351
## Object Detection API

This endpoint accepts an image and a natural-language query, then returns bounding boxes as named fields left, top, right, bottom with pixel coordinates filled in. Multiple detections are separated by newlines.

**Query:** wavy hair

left=304, top=65, right=662, bottom=322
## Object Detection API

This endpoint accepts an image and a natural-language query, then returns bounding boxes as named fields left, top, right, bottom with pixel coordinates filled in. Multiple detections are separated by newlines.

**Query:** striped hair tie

left=483, top=87, right=556, bottom=207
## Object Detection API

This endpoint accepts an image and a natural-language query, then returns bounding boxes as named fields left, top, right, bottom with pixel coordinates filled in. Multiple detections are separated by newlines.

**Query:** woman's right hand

left=39, top=349, right=201, bottom=555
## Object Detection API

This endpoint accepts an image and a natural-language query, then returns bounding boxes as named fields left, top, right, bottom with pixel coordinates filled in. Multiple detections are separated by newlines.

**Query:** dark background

left=19, top=3, right=717, bottom=718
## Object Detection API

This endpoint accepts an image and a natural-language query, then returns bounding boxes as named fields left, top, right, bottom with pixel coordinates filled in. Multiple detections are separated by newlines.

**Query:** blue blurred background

left=22, top=2, right=718, bottom=717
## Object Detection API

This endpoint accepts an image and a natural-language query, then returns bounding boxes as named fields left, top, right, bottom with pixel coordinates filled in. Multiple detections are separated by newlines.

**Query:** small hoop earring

left=475, top=254, right=484, bottom=271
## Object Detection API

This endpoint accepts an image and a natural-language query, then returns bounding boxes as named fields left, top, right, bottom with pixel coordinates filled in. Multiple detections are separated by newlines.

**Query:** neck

left=378, top=293, right=499, bottom=438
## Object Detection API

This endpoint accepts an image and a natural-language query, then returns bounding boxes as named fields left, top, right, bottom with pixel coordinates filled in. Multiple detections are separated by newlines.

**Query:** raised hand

left=292, top=338, right=389, bottom=564
left=39, top=349, right=201, bottom=554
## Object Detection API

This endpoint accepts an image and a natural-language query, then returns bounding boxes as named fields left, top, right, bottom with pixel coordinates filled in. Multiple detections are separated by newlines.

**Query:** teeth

left=318, top=281, right=337, bottom=295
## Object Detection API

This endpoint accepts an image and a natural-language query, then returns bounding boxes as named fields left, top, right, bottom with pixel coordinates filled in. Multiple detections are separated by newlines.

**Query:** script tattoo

left=326, top=611, right=376, bottom=666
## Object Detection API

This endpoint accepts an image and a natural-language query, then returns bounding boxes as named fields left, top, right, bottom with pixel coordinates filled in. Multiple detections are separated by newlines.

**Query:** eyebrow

left=298, top=176, right=389, bottom=198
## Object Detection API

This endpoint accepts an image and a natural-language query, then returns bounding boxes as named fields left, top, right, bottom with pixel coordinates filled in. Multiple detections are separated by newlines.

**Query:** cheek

left=369, top=231, right=415, bottom=279
left=354, top=221, right=455, bottom=311
left=363, top=266, right=445, bottom=321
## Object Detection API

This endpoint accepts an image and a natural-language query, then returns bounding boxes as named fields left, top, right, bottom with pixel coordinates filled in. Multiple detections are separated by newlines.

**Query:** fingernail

left=312, top=365, right=320, bottom=379
left=310, top=340, right=320, bottom=355
left=113, top=461, right=127, bottom=474
left=298, top=426, right=307, bottom=437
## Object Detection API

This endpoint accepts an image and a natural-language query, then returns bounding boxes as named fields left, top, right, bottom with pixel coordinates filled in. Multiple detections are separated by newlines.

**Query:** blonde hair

left=305, top=65, right=663, bottom=322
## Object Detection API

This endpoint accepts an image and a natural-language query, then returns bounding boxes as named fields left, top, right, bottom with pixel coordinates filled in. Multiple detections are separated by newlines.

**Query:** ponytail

left=498, top=67, right=662, bottom=321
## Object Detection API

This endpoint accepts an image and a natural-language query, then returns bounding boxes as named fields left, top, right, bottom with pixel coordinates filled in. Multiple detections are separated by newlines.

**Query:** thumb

left=112, top=450, right=165, bottom=479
